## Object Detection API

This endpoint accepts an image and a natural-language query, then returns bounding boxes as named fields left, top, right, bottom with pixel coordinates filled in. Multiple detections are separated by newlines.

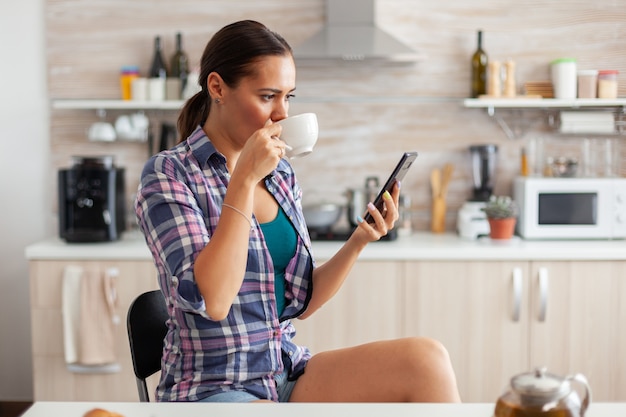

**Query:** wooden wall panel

left=46, top=0, right=626, bottom=232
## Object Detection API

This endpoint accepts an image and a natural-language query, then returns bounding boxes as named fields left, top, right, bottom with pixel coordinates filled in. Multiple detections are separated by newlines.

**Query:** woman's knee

left=402, top=337, right=455, bottom=373
left=401, top=337, right=460, bottom=402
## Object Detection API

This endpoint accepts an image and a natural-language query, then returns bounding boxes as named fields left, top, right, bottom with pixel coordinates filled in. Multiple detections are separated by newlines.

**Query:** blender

left=457, top=144, right=498, bottom=239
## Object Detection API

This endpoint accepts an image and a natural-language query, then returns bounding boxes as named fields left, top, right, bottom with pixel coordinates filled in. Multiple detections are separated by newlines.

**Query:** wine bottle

left=149, top=36, right=168, bottom=79
left=170, top=32, right=189, bottom=98
left=470, top=30, right=488, bottom=98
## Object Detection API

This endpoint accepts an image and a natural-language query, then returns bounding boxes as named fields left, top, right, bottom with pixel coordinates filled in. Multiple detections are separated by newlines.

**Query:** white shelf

left=463, top=97, right=626, bottom=109
left=464, top=97, right=626, bottom=139
left=52, top=99, right=184, bottom=110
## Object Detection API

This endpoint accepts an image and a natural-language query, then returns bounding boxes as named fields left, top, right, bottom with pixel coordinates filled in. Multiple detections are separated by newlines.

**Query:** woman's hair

left=177, top=20, right=293, bottom=142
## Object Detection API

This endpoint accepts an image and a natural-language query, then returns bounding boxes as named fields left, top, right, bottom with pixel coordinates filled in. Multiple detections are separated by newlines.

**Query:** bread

left=83, top=408, right=125, bottom=417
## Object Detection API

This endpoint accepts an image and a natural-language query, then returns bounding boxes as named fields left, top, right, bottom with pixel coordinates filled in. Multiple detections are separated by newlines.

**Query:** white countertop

left=20, top=401, right=626, bottom=417
left=24, top=230, right=626, bottom=262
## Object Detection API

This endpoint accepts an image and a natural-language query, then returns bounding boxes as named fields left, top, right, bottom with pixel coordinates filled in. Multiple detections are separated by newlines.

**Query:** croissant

left=83, top=408, right=125, bottom=417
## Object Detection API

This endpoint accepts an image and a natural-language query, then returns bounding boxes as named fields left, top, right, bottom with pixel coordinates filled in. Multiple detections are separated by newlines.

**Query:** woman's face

left=223, top=54, right=296, bottom=146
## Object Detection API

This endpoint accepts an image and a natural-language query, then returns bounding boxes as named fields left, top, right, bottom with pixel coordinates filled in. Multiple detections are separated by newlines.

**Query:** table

left=20, top=401, right=626, bottom=417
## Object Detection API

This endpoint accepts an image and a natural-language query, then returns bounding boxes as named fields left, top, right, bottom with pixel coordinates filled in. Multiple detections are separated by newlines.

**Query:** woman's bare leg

left=289, top=337, right=461, bottom=402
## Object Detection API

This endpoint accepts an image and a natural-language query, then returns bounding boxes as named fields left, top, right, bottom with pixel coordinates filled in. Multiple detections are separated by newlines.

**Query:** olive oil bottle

left=470, top=30, right=488, bottom=98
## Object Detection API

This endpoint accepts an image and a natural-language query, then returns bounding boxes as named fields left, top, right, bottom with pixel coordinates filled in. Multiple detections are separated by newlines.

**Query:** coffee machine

left=58, top=155, right=126, bottom=242
left=457, top=144, right=498, bottom=239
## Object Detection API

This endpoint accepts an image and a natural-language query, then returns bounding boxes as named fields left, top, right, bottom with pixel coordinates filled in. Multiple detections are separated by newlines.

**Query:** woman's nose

left=272, top=102, right=289, bottom=121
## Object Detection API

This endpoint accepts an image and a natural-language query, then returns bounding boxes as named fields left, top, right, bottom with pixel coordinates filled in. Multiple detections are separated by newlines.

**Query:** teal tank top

left=259, top=207, right=297, bottom=316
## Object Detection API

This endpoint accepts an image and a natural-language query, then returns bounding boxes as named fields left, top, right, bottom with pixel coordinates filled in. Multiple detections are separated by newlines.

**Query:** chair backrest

left=126, top=289, right=168, bottom=402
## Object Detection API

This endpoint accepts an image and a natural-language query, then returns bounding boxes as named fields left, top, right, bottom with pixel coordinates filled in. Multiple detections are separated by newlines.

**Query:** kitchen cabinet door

left=402, top=261, right=530, bottom=403
left=29, top=259, right=158, bottom=401
left=293, top=261, right=403, bottom=355
left=528, top=261, right=626, bottom=401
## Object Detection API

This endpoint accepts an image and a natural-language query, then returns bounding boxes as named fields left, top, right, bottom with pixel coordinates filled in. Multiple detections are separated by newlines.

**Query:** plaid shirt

left=135, top=126, right=314, bottom=402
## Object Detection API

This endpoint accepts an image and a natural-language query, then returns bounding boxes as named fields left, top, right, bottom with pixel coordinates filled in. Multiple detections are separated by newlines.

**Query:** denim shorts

left=199, top=369, right=297, bottom=403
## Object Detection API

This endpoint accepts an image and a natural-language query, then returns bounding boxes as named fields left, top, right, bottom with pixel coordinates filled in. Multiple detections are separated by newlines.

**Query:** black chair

left=126, top=289, right=168, bottom=402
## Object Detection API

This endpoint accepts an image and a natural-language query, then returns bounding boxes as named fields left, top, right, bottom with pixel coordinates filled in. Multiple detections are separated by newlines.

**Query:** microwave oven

left=513, top=176, right=626, bottom=240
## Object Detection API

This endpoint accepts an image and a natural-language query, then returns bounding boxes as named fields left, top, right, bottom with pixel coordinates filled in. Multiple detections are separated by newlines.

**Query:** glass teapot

left=494, top=367, right=591, bottom=417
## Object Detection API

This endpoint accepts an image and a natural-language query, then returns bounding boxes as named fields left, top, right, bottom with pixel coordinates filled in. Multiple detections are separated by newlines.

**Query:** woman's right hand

left=235, top=121, right=287, bottom=182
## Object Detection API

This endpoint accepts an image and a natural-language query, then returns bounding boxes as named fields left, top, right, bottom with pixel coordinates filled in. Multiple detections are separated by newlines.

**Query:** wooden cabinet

left=403, top=260, right=626, bottom=403
left=402, top=261, right=530, bottom=403
left=528, top=261, right=626, bottom=402
left=29, top=259, right=158, bottom=401
left=29, top=256, right=626, bottom=403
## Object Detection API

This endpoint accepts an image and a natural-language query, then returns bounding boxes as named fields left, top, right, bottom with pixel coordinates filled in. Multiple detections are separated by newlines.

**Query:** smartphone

left=363, top=151, right=418, bottom=223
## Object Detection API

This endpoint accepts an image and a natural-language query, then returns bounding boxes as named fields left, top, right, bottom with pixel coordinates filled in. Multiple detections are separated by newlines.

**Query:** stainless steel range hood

left=293, top=0, right=421, bottom=64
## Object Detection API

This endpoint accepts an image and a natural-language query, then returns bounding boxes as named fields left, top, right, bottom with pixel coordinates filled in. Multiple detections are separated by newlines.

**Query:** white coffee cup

left=88, top=122, right=116, bottom=142
left=276, top=113, right=318, bottom=158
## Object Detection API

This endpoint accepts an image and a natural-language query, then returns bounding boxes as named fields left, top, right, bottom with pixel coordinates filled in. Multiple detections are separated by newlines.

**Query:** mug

left=276, top=113, right=319, bottom=158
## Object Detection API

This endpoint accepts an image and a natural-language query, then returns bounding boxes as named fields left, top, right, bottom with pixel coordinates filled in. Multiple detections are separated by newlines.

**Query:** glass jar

left=120, top=65, right=139, bottom=100
left=577, top=70, right=598, bottom=99
left=597, top=70, right=618, bottom=99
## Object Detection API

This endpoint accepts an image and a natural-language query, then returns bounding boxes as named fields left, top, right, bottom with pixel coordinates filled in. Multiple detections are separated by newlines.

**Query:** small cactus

left=482, top=195, right=518, bottom=219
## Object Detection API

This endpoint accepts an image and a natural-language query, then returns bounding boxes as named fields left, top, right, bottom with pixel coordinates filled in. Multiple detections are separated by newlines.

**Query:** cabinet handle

left=512, top=267, right=522, bottom=322
left=538, top=267, right=549, bottom=322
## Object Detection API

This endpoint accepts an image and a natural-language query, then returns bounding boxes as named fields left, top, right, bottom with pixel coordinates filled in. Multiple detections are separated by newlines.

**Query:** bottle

left=149, top=36, right=168, bottom=79
left=470, top=30, right=488, bottom=98
left=170, top=32, right=189, bottom=99
left=148, top=36, right=167, bottom=101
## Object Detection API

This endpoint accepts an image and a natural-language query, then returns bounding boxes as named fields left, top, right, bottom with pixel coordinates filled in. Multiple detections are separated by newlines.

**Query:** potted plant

left=482, top=195, right=518, bottom=239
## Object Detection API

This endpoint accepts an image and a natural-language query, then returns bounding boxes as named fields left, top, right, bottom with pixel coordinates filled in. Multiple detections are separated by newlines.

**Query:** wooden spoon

left=430, top=168, right=441, bottom=199
left=440, top=163, right=454, bottom=198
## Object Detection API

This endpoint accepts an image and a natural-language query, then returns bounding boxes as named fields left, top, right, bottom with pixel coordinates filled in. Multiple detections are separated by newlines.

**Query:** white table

left=20, top=401, right=626, bottom=417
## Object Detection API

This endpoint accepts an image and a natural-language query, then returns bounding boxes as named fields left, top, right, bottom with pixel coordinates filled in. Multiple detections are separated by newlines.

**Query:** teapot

left=494, top=367, right=591, bottom=417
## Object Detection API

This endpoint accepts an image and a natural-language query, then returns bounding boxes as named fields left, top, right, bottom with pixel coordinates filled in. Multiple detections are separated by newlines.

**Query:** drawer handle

left=538, top=267, right=549, bottom=322
left=512, top=267, right=522, bottom=322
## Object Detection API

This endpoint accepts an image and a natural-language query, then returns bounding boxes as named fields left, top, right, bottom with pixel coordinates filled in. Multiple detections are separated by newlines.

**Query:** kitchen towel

left=62, top=265, right=121, bottom=373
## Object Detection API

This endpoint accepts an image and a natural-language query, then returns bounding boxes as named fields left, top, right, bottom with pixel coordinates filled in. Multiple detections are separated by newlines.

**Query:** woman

left=135, top=20, right=460, bottom=403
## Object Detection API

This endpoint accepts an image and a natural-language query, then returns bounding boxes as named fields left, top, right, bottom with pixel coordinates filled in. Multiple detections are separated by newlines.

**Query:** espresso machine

left=457, top=144, right=498, bottom=239
left=58, top=155, right=126, bottom=242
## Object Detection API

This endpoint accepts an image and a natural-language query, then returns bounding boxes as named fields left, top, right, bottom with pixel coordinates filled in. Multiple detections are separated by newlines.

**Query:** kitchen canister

left=598, top=70, right=619, bottom=99
left=551, top=58, right=577, bottom=99
left=577, top=69, right=598, bottom=99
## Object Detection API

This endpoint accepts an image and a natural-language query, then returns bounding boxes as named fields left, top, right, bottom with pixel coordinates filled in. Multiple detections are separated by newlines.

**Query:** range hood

left=293, top=0, right=421, bottom=64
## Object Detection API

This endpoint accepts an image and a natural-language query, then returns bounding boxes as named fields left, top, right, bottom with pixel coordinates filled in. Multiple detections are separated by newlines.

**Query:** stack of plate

left=524, top=81, right=554, bottom=98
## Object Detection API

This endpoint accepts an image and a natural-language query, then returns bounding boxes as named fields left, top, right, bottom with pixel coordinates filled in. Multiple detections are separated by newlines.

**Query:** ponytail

left=177, top=91, right=210, bottom=143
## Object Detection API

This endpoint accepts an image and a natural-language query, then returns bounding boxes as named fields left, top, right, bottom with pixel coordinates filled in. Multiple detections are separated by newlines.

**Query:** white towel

left=62, top=265, right=83, bottom=364
left=62, top=265, right=121, bottom=373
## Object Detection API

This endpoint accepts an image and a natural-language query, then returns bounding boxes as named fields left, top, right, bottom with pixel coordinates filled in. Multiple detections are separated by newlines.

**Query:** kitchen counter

left=19, top=402, right=626, bottom=417
left=25, top=230, right=626, bottom=261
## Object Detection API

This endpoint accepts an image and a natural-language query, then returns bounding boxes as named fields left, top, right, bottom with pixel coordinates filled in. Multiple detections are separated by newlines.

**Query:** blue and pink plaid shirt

left=135, top=126, right=315, bottom=402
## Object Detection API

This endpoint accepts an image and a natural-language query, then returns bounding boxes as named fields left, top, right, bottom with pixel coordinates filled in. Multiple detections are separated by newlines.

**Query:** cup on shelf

left=131, top=78, right=149, bottom=101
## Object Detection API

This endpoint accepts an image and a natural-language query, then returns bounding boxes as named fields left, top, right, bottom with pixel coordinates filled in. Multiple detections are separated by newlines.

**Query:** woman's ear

left=207, top=72, right=225, bottom=102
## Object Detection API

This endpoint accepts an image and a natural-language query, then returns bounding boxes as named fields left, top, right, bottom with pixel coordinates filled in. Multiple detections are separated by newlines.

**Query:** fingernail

left=367, top=202, right=376, bottom=210
left=356, top=215, right=364, bottom=223
left=397, top=180, right=402, bottom=189
left=383, top=191, right=392, bottom=200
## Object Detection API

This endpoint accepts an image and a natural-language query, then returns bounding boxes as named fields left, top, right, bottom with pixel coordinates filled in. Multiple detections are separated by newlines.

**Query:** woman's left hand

left=352, top=182, right=400, bottom=243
